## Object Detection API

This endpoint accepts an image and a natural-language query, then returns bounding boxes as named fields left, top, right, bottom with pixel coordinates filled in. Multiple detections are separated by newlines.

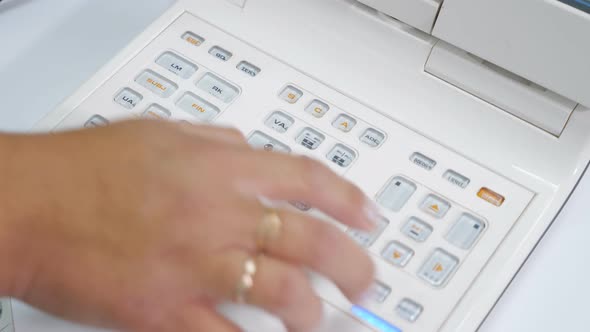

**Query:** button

left=237, top=61, right=261, bottom=77
left=418, top=249, right=459, bottom=287
left=182, top=31, right=204, bottom=46
left=327, top=144, right=356, bottom=168
left=156, top=52, right=198, bottom=79
left=135, top=70, right=177, bottom=98
left=247, top=131, right=291, bottom=153
left=290, top=201, right=311, bottom=211
left=365, top=281, right=391, bottom=303
left=444, top=170, right=470, bottom=189
left=196, top=73, right=240, bottom=103
left=396, top=299, right=423, bottom=322
left=446, top=214, right=485, bottom=250
left=377, top=177, right=417, bottom=212
left=296, top=128, right=325, bottom=150
left=305, top=99, right=330, bottom=118
left=176, top=93, right=220, bottom=122
left=401, top=217, right=433, bottom=242
left=114, top=88, right=142, bottom=109
left=420, top=194, right=450, bottom=218
left=410, top=152, right=436, bottom=171
left=332, top=114, right=357, bottom=132
left=279, top=85, right=303, bottom=104
left=381, top=241, right=414, bottom=267
left=360, top=128, right=385, bottom=148
left=84, top=115, right=109, bottom=128
left=209, top=46, right=233, bottom=61
left=142, top=104, right=171, bottom=120
left=347, top=216, right=389, bottom=248
left=265, top=111, right=294, bottom=133
left=351, top=306, right=402, bottom=332
left=477, top=187, right=505, bottom=206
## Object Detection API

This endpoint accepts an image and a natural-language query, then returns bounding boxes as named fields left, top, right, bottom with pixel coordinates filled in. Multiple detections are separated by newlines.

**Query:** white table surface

left=1, top=1, right=589, bottom=331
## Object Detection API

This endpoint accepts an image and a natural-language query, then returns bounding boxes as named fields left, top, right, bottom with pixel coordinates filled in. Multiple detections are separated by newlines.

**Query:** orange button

left=477, top=188, right=505, bottom=206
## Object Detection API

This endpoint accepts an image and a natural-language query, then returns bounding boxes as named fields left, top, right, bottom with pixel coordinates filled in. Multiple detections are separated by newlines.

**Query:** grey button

left=445, top=214, right=485, bottom=250
left=176, top=93, right=220, bottom=122
left=156, top=52, right=198, bottom=79
left=327, top=144, right=356, bottom=168
left=443, top=170, right=470, bottom=189
left=142, top=104, right=171, bottom=120
left=296, top=127, right=325, bottom=150
left=279, top=85, right=303, bottom=104
left=418, top=249, right=459, bottom=287
left=347, top=216, right=389, bottom=248
left=265, top=111, right=294, bottom=134
left=114, top=88, right=142, bottom=109
left=410, top=152, right=437, bottom=171
left=237, top=61, right=261, bottom=77
left=135, top=70, right=178, bottom=98
left=420, top=194, right=451, bottom=218
left=396, top=299, right=423, bottom=322
left=381, top=241, right=414, bottom=267
left=377, top=177, right=417, bottom=212
left=366, top=281, right=391, bottom=303
left=209, top=46, right=233, bottom=61
left=247, top=131, right=291, bottom=153
left=84, top=115, right=109, bottom=128
left=196, top=73, right=240, bottom=103
left=332, top=114, right=357, bottom=132
left=401, top=217, right=433, bottom=242
left=305, top=99, right=330, bottom=118
left=360, top=128, right=385, bottom=147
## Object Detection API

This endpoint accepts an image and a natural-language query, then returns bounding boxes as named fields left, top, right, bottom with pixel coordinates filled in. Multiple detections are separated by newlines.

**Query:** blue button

left=351, top=305, right=402, bottom=332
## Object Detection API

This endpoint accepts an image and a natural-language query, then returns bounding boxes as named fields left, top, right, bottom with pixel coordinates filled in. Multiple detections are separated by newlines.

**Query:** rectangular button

left=247, top=131, right=291, bottom=153
left=279, top=85, right=303, bottom=104
left=156, top=52, right=198, bottom=79
left=142, top=104, right=171, bottom=120
left=327, top=144, right=356, bottom=168
left=446, top=214, right=485, bottom=250
left=182, top=32, right=204, bottom=46
left=209, top=46, right=233, bottom=61
left=366, top=281, right=392, bottom=303
left=84, top=115, right=109, bottom=128
left=377, top=177, right=417, bottom=212
left=305, top=99, right=330, bottom=118
left=347, top=216, right=389, bottom=248
left=401, top=217, right=433, bottom=242
left=296, top=128, right=325, bottom=150
left=135, top=70, right=177, bottom=98
left=114, top=88, right=142, bottom=109
left=420, top=194, right=451, bottom=218
left=265, top=111, right=294, bottom=133
left=360, top=128, right=385, bottom=148
left=477, top=187, right=505, bottom=206
left=410, top=152, right=436, bottom=170
left=196, top=73, right=239, bottom=103
left=176, top=93, right=220, bottom=122
left=418, top=249, right=459, bottom=287
left=396, top=299, right=423, bottom=322
left=382, top=241, right=414, bottom=267
left=237, top=61, right=261, bottom=77
left=444, top=170, right=470, bottom=189
left=332, top=114, right=357, bottom=132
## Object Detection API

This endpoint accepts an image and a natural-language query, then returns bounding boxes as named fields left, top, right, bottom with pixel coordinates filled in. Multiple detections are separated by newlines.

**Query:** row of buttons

left=182, top=32, right=261, bottom=77
left=279, top=85, right=386, bottom=148
left=364, top=282, right=423, bottom=323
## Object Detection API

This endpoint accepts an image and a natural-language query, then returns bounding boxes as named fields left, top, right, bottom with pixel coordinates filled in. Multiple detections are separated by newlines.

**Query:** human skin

left=0, top=120, right=377, bottom=332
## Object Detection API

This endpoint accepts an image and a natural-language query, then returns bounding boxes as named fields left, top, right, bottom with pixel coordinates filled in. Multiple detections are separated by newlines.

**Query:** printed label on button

left=156, top=52, right=198, bottom=79
left=420, top=194, right=451, bottom=218
left=401, top=217, right=433, bottom=242
left=327, top=144, right=356, bottom=168
left=265, top=111, right=294, bottom=134
left=377, top=177, right=417, bottom=212
left=444, top=170, right=470, bottom=189
left=135, top=70, right=177, bottom=98
left=196, top=73, right=240, bottom=103
left=296, top=128, right=325, bottom=150
left=410, top=152, right=437, bottom=171
left=332, top=114, right=357, bottom=132
left=382, top=241, right=414, bottom=267
left=176, top=93, right=220, bottom=122
left=360, top=128, right=385, bottom=147
left=237, top=61, right=261, bottom=77
left=114, top=88, right=142, bottom=109
left=418, top=249, right=459, bottom=287
left=305, top=99, right=330, bottom=118
left=209, top=46, right=232, bottom=61
left=182, top=32, right=204, bottom=46
left=279, top=85, right=303, bottom=104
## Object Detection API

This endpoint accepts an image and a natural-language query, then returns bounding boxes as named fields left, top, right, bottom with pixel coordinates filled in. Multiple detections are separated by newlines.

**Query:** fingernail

left=362, top=199, right=381, bottom=231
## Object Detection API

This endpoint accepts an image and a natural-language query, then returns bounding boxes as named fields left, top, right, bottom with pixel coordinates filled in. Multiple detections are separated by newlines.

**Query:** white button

left=420, top=194, right=451, bottom=218
left=332, top=114, right=357, bottom=132
left=366, top=281, right=391, bottom=303
left=377, top=177, right=417, bottom=212
left=182, top=32, right=204, bottom=47
left=445, top=214, right=485, bottom=250
left=305, top=99, right=330, bottom=118
left=296, top=128, right=325, bottom=150
left=142, top=104, right=171, bottom=120
left=135, top=70, right=177, bottom=98
left=265, top=111, right=294, bottom=133
left=327, top=144, right=356, bottom=168
left=176, top=93, right=220, bottom=122
left=443, top=170, right=470, bottom=189
left=156, top=52, right=198, bottom=79
left=237, top=61, right=261, bottom=77
left=247, top=131, right=291, bottom=153
left=410, top=152, right=437, bottom=171
left=209, top=46, right=233, bottom=61
left=196, top=73, right=239, bottom=103
left=418, top=249, right=459, bottom=287
left=279, top=85, right=303, bottom=104
left=381, top=241, right=414, bottom=267
left=347, top=216, right=389, bottom=248
left=360, top=128, right=385, bottom=148
left=396, top=299, right=423, bottom=322
left=84, top=115, right=109, bottom=128
left=401, top=217, right=433, bottom=242
left=114, top=88, right=142, bottom=109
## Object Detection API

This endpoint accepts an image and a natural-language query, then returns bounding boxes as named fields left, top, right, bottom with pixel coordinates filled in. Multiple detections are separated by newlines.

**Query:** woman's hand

left=0, top=120, right=377, bottom=332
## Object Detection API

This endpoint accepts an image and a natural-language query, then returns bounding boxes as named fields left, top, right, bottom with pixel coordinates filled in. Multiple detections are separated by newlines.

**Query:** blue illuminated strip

left=351, top=305, right=402, bottom=332
left=574, top=0, right=590, bottom=7
left=559, top=0, right=590, bottom=13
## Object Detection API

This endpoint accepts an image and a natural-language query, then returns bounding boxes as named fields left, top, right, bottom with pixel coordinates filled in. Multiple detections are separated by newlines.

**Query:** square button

left=396, top=299, right=423, bottom=322
left=365, top=281, right=391, bottom=303
left=296, top=128, right=325, bottom=150
left=420, top=194, right=450, bottom=218
left=401, top=217, right=432, bottom=242
left=360, top=128, right=385, bottom=148
left=279, top=85, right=303, bottom=104
left=332, top=114, right=357, bottom=132
left=445, top=214, right=485, bottom=250
left=176, top=93, right=220, bottom=122
left=377, top=177, right=417, bottom=212
left=347, top=216, right=389, bottom=248
left=114, top=88, right=142, bottom=109
left=381, top=241, right=414, bottom=267
left=84, top=115, right=109, bottom=128
left=327, top=144, right=356, bottom=168
left=265, top=111, right=294, bottom=134
left=142, top=104, right=171, bottom=120
left=156, top=52, right=198, bottom=79
left=418, top=249, right=459, bottom=287
left=305, top=99, right=330, bottom=118
left=196, top=73, right=240, bottom=104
